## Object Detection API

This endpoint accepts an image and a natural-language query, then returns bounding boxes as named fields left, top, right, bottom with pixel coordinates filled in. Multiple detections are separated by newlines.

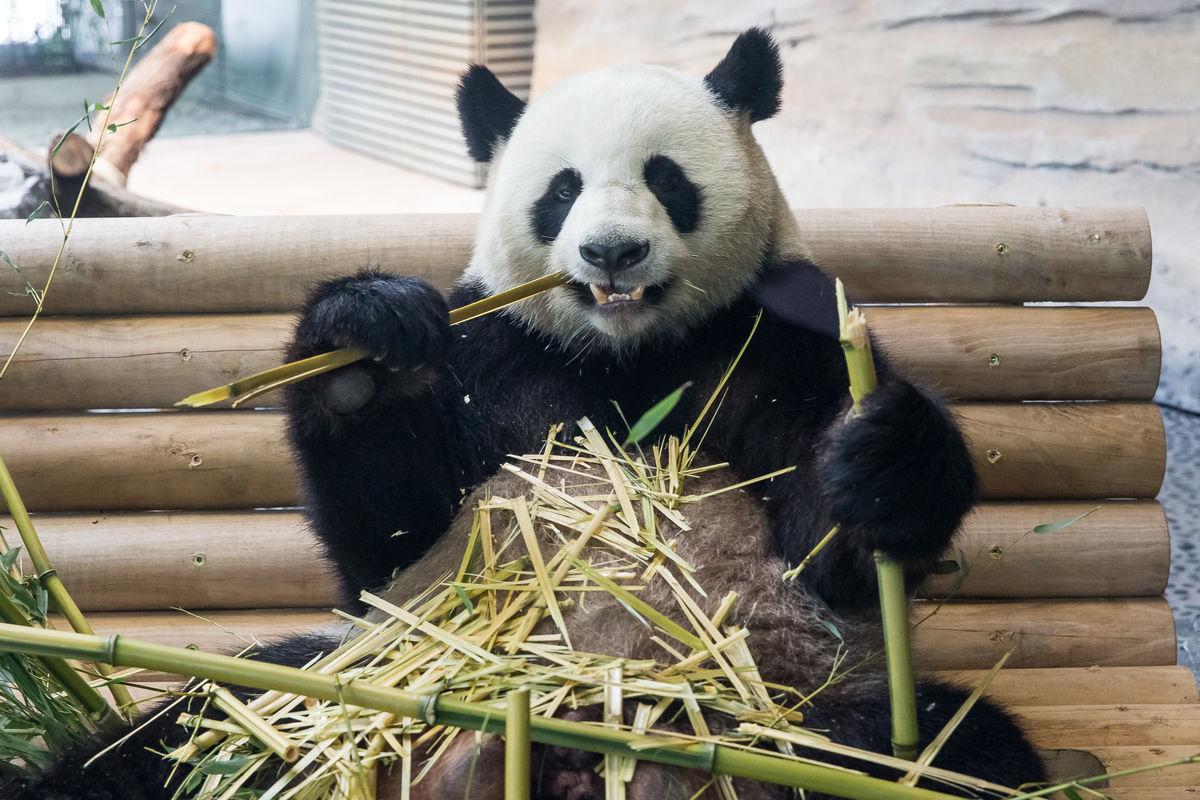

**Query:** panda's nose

left=579, top=240, right=650, bottom=272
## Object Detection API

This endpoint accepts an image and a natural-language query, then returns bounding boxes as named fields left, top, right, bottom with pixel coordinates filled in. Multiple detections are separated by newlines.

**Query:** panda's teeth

left=589, top=284, right=648, bottom=305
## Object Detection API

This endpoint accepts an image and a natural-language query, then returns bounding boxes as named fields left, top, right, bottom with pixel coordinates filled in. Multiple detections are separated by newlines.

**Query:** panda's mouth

left=569, top=281, right=668, bottom=308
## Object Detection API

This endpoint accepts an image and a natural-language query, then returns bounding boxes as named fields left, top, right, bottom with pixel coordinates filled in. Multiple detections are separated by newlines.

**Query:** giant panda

left=8, top=28, right=1046, bottom=800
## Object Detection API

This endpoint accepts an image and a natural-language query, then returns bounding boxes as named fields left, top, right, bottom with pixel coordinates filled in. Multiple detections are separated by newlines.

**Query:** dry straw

left=91, top=331, right=1019, bottom=799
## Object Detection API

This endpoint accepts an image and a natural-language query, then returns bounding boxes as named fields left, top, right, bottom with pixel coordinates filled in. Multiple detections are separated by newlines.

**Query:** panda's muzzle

left=579, top=240, right=649, bottom=272
left=574, top=238, right=662, bottom=307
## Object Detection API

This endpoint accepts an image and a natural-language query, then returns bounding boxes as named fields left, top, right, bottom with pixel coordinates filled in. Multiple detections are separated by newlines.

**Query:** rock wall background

left=532, top=1, right=1200, bottom=411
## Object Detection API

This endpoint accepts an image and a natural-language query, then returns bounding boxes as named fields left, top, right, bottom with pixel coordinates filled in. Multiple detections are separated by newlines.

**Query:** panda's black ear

left=703, top=27, right=783, bottom=123
left=456, top=65, right=526, bottom=163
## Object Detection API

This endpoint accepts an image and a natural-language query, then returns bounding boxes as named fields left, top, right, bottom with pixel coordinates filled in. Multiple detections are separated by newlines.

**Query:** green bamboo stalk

left=505, top=687, right=531, bottom=800
left=0, top=448, right=136, bottom=717
left=0, top=587, right=110, bottom=719
left=0, top=624, right=976, bottom=800
left=834, top=279, right=919, bottom=761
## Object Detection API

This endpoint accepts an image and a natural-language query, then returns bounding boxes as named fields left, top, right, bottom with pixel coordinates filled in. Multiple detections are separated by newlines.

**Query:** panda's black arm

left=282, top=272, right=499, bottom=602
left=712, top=319, right=978, bottom=611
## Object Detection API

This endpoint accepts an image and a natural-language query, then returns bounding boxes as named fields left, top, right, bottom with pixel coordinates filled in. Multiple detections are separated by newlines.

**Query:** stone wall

left=532, top=1, right=1200, bottom=411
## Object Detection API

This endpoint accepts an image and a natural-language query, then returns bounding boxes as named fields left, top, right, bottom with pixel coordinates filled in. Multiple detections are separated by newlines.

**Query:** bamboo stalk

left=176, top=271, right=569, bottom=408
left=0, top=448, right=136, bottom=717
left=0, top=624, right=980, bottom=800
left=505, top=688, right=531, bottom=800
left=835, top=279, right=919, bottom=761
left=0, top=588, right=110, bottom=719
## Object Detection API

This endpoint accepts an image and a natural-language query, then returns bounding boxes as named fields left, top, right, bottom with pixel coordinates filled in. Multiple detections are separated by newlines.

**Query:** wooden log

left=0, top=307, right=1161, bottom=411
left=61, top=598, right=1175, bottom=682
left=0, top=403, right=1164, bottom=512
left=0, top=412, right=300, bottom=512
left=3, top=501, right=1163, bottom=612
left=1013, top=705, right=1200, bottom=749
left=1088, top=790, right=1200, bottom=800
left=922, top=500, right=1169, bottom=598
left=958, top=402, right=1165, bottom=500
left=934, top=666, right=1199, bottom=707
left=0, top=207, right=1150, bottom=316
left=0, top=314, right=296, bottom=411
left=866, top=306, right=1161, bottom=402
left=1, top=133, right=188, bottom=220
left=911, top=598, right=1177, bottom=671
left=2, top=511, right=338, bottom=611
left=1064, top=746, right=1200, bottom=789
left=50, top=23, right=217, bottom=182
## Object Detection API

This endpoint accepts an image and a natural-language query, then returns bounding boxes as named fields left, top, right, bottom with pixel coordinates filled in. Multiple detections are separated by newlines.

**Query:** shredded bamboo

left=143, top=409, right=1014, bottom=800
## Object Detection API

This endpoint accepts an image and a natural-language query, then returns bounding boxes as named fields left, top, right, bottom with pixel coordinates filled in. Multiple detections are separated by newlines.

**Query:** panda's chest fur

left=446, top=286, right=847, bottom=471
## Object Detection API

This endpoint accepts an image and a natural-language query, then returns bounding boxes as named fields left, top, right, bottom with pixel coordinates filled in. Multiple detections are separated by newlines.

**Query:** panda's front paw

left=294, top=271, right=452, bottom=370
left=820, top=380, right=977, bottom=562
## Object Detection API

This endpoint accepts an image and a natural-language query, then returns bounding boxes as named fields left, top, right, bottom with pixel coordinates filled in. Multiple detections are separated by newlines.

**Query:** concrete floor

left=125, top=130, right=485, bottom=216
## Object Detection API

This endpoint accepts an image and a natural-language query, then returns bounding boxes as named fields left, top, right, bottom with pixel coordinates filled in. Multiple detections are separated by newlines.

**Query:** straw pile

left=160, top=406, right=885, bottom=799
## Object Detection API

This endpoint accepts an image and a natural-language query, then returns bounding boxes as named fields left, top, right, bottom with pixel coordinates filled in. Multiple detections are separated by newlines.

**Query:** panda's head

left=458, top=28, right=805, bottom=354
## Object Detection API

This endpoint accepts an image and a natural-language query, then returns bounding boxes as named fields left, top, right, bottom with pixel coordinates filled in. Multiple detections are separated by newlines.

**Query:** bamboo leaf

left=25, top=201, right=52, bottom=224
left=818, top=619, right=844, bottom=644
left=90, top=0, right=106, bottom=19
left=1033, top=507, right=1099, bottom=534
left=195, top=755, right=256, bottom=775
left=625, top=383, right=691, bottom=446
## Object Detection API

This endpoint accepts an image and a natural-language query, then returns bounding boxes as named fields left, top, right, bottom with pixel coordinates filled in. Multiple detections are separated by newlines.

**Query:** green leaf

left=0, top=546, right=21, bottom=573
left=623, top=382, right=692, bottom=446
left=1061, top=786, right=1084, bottom=800
left=1033, top=506, right=1100, bottom=534
left=25, top=201, right=52, bottom=224
left=452, top=584, right=475, bottom=614
left=195, top=754, right=255, bottom=775
left=90, top=0, right=106, bottom=19
left=132, top=12, right=173, bottom=52
left=818, top=618, right=844, bottom=643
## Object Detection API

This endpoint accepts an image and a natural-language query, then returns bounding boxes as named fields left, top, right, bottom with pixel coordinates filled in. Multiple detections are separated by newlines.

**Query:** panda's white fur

left=467, top=63, right=807, bottom=351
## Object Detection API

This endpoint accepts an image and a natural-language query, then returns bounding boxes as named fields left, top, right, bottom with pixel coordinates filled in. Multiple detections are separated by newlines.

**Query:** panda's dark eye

left=549, top=170, right=582, bottom=203
left=644, top=155, right=701, bottom=234
left=554, top=181, right=579, bottom=202
left=531, top=168, right=583, bottom=244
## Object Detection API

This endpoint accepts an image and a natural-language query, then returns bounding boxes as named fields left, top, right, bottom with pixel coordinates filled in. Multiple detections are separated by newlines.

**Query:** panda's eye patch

left=532, top=168, right=583, bottom=244
left=643, top=155, right=700, bottom=234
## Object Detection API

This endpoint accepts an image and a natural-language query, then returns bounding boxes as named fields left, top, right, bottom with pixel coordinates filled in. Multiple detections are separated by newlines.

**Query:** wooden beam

left=0, top=307, right=1161, bottom=411
left=0, top=207, right=1151, bottom=316
left=921, top=500, right=1169, bottom=599
left=912, top=598, right=1177, bottom=670
left=0, top=403, right=1165, bottom=512
left=935, top=665, right=1199, bottom=707
left=3, top=511, right=337, bottom=611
